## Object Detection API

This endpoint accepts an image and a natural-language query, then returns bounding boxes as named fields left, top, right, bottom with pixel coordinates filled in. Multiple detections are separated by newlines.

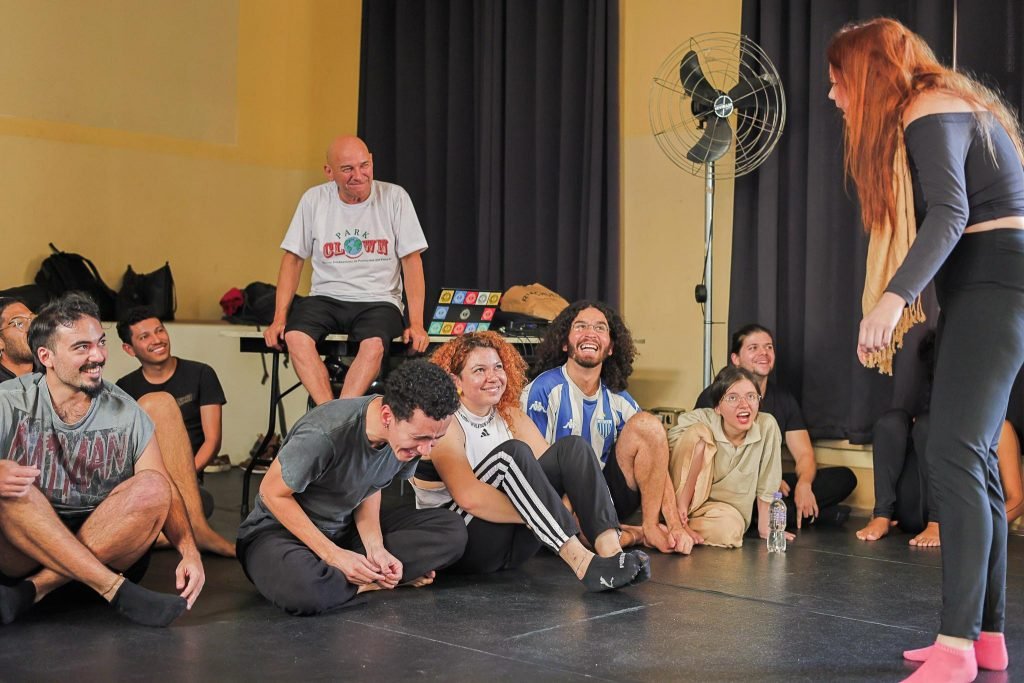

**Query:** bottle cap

left=773, top=491, right=783, bottom=499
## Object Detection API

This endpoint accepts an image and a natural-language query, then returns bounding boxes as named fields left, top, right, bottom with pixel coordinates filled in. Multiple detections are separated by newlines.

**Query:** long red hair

left=827, top=18, right=1024, bottom=233
left=429, top=331, right=528, bottom=433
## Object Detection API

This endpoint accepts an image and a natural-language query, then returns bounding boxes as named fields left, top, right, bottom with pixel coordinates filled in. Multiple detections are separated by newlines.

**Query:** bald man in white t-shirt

left=263, top=136, right=429, bottom=405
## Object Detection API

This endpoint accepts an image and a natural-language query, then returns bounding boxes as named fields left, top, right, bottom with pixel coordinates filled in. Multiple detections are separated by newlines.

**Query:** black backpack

left=224, top=282, right=301, bottom=326
left=117, top=262, right=176, bottom=321
left=35, top=243, right=118, bottom=320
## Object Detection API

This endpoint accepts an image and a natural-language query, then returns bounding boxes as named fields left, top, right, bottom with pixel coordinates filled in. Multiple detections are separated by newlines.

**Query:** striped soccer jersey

left=521, top=365, right=639, bottom=466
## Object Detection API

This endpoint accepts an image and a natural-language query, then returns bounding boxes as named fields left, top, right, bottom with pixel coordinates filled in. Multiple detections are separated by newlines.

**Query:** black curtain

left=731, top=1, right=957, bottom=442
left=959, top=1, right=1024, bottom=438
left=358, top=0, right=620, bottom=307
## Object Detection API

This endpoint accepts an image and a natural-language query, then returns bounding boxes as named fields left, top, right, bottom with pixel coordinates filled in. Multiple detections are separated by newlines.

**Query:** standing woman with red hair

left=828, top=17, right=1024, bottom=682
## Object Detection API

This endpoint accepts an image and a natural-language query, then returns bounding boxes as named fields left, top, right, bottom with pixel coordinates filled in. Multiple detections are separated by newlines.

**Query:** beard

left=569, top=345, right=611, bottom=369
left=82, top=380, right=104, bottom=398
left=0, top=336, right=33, bottom=365
left=77, top=362, right=106, bottom=398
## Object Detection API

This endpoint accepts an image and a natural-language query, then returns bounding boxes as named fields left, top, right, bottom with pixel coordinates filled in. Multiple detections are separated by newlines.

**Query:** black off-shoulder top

left=884, top=112, right=1024, bottom=303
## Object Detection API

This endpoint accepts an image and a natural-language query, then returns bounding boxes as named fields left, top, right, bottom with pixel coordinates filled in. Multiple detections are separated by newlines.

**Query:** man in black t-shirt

left=695, top=324, right=857, bottom=529
left=0, top=298, right=36, bottom=383
left=116, top=309, right=227, bottom=474
left=116, top=308, right=235, bottom=557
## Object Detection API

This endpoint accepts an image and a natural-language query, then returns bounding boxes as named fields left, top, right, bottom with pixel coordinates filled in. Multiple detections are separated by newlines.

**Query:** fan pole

left=703, top=162, right=715, bottom=387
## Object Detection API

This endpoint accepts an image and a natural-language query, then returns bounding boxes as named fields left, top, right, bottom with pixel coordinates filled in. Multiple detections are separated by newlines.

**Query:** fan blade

left=686, top=117, right=733, bottom=164
left=728, top=74, right=778, bottom=113
left=679, top=51, right=720, bottom=115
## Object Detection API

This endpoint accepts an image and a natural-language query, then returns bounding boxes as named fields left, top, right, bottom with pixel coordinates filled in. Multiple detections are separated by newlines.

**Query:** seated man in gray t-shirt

left=237, top=360, right=468, bottom=615
left=0, top=293, right=204, bottom=628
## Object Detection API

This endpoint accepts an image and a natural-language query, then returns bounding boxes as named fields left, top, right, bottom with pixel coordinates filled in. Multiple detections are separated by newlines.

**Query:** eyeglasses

left=4, top=315, right=33, bottom=331
left=721, top=392, right=760, bottom=406
left=571, top=322, right=609, bottom=334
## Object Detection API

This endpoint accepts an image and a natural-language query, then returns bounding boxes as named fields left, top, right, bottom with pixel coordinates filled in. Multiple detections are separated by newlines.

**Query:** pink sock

left=903, top=632, right=1008, bottom=671
left=901, top=642, right=977, bottom=683
left=976, top=632, right=1008, bottom=671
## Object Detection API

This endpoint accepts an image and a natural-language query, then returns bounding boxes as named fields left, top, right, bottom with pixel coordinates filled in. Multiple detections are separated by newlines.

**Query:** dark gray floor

left=2, top=470, right=1020, bottom=682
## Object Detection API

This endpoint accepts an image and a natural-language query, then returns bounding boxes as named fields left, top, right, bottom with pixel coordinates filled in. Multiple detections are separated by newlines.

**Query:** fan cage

left=649, top=32, right=786, bottom=179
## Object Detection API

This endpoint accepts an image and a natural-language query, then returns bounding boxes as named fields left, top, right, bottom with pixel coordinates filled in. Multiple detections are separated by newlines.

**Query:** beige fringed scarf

left=860, top=134, right=927, bottom=375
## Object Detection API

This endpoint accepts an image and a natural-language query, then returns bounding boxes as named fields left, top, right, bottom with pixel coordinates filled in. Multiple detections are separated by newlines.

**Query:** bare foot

left=194, top=526, right=237, bottom=557
left=642, top=522, right=676, bottom=553
left=909, top=522, right=941, bottom=547
left=619, top=524, right=645, bottom=548
left=155, top=528, right=236, bottom=557
left=356, top=582, right=382, bottom=594
left=682, top=523, right=703, bottom=546
left=855, top=517, right=892, bottom=541
left=401, top=571, right=436, bottom=588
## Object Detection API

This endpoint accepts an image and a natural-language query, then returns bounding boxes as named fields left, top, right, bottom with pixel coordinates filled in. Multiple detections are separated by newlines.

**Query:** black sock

left=626, top=550, right=651, bottom=586
left=110, top=580, right=187, bottom=627
left=581, top=552, right=640, bottom=592
left=0, top=581, right=36, bottom=625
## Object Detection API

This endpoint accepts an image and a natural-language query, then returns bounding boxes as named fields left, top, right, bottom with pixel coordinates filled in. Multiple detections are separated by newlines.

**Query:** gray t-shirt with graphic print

left=237, top=395, right=418, bottom=543
left=0, top=373, right=154, bottom=520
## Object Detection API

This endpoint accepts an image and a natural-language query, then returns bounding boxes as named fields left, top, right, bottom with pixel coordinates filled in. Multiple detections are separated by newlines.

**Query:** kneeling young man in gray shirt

left=237, top=360, right=468, bottom=615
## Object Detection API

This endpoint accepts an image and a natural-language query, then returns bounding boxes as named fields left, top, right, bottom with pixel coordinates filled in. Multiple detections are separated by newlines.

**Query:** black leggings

left=928, top=229, right=1024, bottom=638
left=450, top=436, right=619, bottom=574
left=871, top=410, right=932, bottom=533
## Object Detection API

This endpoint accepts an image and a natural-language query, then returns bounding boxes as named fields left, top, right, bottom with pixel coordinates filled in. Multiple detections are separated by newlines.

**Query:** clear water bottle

left=767, top=491, right=787, bottom=553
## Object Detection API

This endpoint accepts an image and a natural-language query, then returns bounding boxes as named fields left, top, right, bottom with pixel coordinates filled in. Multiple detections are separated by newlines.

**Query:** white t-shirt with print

left=280, top=180, right=428, bottom=311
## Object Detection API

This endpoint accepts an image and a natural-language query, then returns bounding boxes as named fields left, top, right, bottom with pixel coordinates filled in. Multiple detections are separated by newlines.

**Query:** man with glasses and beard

left=0, top=298, right=35, bottom=382
left=523, top=301, right=695, bottom=555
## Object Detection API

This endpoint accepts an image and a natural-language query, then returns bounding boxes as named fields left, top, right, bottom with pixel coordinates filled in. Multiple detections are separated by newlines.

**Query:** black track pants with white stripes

left=450, top=436, right=619, bottom=574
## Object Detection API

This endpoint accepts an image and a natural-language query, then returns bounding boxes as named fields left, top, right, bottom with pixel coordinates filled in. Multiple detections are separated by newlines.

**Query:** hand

left=365, top=544, right=403, bottom=589
left=403, top=325, right=430, bottom=354
left=327, top=547, right=389, bottom=586
left=175, top=552, right=205, bottom=609
left=671, top=528, right=694, bottom=555
left=793, top=480, right=819, bottom=529
left=675, top=520, right=700, bottom=552
left=778, top=479, right=791, bottom=497
left=0, top=460, right=40, bottom=498
left=263, top=320, right=287, bottom=350
left=857, top=292, right=906, bottom=362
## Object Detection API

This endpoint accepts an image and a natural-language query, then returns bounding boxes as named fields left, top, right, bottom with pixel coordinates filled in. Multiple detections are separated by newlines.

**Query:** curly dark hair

left=533, top=300, right=636, bottom=392
left=707, top=366, right=762, bottom=406
left=116, top=306, right=159, bottom=344
left=430, top=331, right=528, bottom=430
left=383, top=359, right=460, bottom=421
left=28, top=292, right=101, bottom=368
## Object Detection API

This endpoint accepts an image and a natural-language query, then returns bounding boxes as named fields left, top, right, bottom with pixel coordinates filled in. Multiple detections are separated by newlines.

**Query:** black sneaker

left=815, top=504, right=851, bottom=527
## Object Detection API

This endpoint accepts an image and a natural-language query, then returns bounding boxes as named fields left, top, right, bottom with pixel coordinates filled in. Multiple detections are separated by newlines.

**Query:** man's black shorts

left=285, top=296, right=404, bottom=347
left=602, top=442, right=642, bottom=520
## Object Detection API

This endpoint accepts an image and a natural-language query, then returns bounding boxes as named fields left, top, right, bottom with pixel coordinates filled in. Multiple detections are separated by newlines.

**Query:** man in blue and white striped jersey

left=522, top=301, right=695, bottom=554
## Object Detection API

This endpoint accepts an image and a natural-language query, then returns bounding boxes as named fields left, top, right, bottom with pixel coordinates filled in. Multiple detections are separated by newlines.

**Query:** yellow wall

left=620, top=0, right=743, bottom=410
left=0, top=0, right=744, bottom=453
left=0, top=0, right=363, bottom=318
